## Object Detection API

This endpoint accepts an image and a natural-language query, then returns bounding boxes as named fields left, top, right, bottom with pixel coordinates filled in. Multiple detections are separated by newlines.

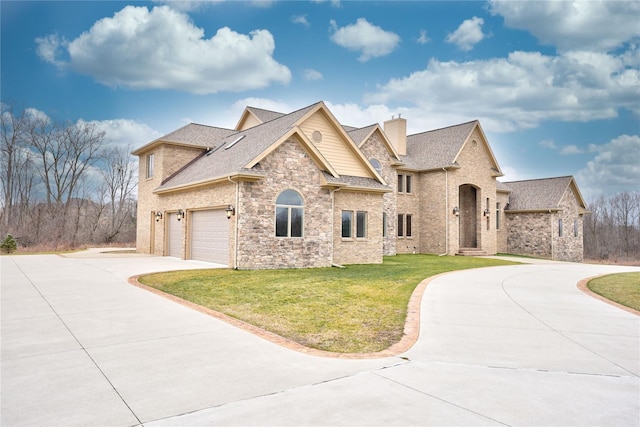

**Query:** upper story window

left=146, top=153, right=154, bottom=179
left=370, top=158, right=382, bottom=175
left=398, top=173, right=413, bottom=193
left=275, top=190, right=303, bottom=237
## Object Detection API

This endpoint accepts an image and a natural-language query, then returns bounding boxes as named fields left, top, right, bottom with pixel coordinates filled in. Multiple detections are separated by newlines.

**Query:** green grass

left=587, top=272, right=640, bottom=312
left=139, top=254, right=516, bottom=353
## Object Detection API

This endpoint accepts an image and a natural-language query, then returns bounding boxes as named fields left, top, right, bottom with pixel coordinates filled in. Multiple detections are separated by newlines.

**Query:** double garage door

left=190, top=209, right=229, bottom=265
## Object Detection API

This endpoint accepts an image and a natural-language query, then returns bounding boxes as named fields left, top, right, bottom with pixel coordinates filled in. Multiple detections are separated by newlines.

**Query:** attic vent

left=225, top=135, right=245, bottom=150
left=312, top=130, right=322, bottom=143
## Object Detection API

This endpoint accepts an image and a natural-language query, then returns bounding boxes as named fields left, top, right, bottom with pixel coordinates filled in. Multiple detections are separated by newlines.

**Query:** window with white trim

left=397, top=213, right=413, bottom=237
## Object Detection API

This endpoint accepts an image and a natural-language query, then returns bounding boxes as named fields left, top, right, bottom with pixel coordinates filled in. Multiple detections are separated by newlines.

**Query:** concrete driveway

left=1, top=251, right=638, bottom=426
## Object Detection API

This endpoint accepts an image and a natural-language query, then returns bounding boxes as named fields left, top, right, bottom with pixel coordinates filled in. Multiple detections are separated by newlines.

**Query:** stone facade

left=506, top=212, right=552, bottom=258
left=236, top=139, right=333, bottom=269
left=553, top=188, right=585, bottom=262
left=359, top=132, right=397, bottom=256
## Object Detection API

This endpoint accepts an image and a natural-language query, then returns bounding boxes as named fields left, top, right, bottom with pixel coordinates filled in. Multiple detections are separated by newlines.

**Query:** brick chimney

left=383, top=115, right=407, bottom=156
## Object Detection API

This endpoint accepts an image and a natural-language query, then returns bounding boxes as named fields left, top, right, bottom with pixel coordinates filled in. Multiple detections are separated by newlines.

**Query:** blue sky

left=2, top=0, right=639, bottom=201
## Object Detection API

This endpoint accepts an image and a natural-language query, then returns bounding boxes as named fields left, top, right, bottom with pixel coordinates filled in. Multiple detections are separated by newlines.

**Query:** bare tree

left=98, top=144, right=137, bottom=243
left=0, top=103, right=31, bottom=230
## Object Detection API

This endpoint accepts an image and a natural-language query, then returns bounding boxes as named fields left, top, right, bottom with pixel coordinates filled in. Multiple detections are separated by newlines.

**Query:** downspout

left=550, top=210, right=554, bottom=260
left=330, top=188, right=343, bottom=268
left=439, top=167, right=449, bottom=256
left=229, top=176, right=239, bottom=269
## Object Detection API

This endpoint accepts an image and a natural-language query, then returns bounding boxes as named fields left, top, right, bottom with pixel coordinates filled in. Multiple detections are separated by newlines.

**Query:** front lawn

left=139, top=255, right=516, bottom=353
left=587, top=272, right=640, bottom=312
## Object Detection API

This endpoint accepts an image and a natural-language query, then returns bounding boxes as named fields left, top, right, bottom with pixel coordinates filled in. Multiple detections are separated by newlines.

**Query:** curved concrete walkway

left=1, top=251, right=638, bottom=426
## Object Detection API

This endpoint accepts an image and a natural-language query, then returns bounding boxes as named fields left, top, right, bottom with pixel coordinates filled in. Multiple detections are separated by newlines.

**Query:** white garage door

left=190, top=209, right=229, bottom=265
left=166, top=213, right=182, bottom=258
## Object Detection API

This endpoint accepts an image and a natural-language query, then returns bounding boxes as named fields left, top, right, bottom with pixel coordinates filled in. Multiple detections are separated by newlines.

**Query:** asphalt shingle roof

left=501, top=176, right=575, bottom=211
left=403, top=120, right=478, bottom=170
left=158, top=124, right=237, bottom=147
left=246, top=107, right=285, bottom=123
left=157, top=103, right=321, bottom=190
left=347, top=124, right=377, bottom=146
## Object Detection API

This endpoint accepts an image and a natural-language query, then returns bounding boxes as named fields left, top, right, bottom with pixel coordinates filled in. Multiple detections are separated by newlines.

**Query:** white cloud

left=365, top=49, right=640, bottom=133
left=539, top=139, right=557, bottom=149
left=35, top=33, right=67, bottom=67
left=489, top=0, right=640, bottom=53
left=292, top=15, right=310, bottom=27
left=446, top=17, right=485, bottom=52
left=560, top=144, right=584, bottom=155
left=87, top=119, right=162, bottom=150
left=303, top=69, right=323, bottom=81
left=36, top=5, right=291, bottom=94
left=576, top=134, right=640, bottom=199
left=330, top=18, right=400, bottom=62
left=417, top=29, right=430, bottom=45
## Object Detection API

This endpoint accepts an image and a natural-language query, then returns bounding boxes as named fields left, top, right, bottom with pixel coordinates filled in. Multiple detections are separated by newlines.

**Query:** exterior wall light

left=154, top=211, right=163, bottom=222
left=177, top=209, right=185, bottom=221
left=453, top=206, right=460, bottom=216
left=484, top=208, right=491, bottom=216
left=225, top=204, right=235, bottom=219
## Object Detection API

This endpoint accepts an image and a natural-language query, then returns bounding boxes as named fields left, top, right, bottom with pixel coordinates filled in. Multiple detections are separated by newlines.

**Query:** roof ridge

left=502, top=175, right=573, bottom=184
left=408, top=119, right=478, bottom=138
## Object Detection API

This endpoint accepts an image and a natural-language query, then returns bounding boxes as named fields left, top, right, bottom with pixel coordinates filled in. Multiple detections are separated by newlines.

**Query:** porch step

left=456, top=248, right=488, bottom=257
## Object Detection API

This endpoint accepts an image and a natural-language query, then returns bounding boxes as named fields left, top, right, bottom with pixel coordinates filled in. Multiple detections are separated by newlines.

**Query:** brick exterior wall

left=333, top=191, right=384, bottom=265
left=136, top=144, right=236, bottom=260
left=496, top=191, right=509, bottom=253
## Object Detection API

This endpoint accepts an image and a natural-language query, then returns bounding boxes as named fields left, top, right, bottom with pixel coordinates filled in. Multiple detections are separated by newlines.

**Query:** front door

left=459, top=184, right=478, bottom=248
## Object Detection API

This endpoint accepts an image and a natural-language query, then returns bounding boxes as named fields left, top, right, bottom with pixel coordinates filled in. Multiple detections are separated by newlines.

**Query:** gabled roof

left=154, top=102, right=387, bottom=194
left=348, top=124, right=401, bottom=161
left=403, top=120, right=478, bottom=170
left=502, top=176, right=588, bottom=213
left=157, top=103, right=322, bottom=192
left=234, top=106, right=286, bottom=130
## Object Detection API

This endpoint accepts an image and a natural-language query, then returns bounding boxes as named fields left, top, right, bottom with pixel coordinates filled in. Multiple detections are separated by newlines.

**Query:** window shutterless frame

left=275, top=190, right=304, bottom=237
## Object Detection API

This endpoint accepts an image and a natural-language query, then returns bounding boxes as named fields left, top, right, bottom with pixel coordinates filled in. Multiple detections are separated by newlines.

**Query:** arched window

left=275, top=190, right=303, bottom=237
left=370, top=158, right=382, bottom=175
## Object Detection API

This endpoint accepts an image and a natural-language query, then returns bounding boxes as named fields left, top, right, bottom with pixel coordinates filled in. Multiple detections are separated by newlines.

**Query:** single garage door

left=166, top=213, right=182, bottom=258
left=190, top=209, right=229, bottom=265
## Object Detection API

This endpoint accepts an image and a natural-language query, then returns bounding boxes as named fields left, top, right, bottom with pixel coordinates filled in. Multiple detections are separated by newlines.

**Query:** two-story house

left=132, top=101, right=588, bottom=268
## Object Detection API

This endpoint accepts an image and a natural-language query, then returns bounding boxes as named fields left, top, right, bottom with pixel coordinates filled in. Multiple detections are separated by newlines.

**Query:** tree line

left=583, top=191, right=640, bottom=261
left=0, top=103, right=137, bottom=249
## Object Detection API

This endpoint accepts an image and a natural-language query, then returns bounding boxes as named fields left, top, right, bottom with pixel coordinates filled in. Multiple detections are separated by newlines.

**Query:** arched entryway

left=459, top=184, right=478, bottom=248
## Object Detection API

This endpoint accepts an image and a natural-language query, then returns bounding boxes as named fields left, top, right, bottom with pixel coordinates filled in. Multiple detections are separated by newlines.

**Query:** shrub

left=1, top=234, right=18, bottom=254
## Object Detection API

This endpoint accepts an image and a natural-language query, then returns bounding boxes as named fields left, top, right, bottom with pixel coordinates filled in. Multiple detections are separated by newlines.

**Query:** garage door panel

left=191, top=210, right=229, bottom=265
